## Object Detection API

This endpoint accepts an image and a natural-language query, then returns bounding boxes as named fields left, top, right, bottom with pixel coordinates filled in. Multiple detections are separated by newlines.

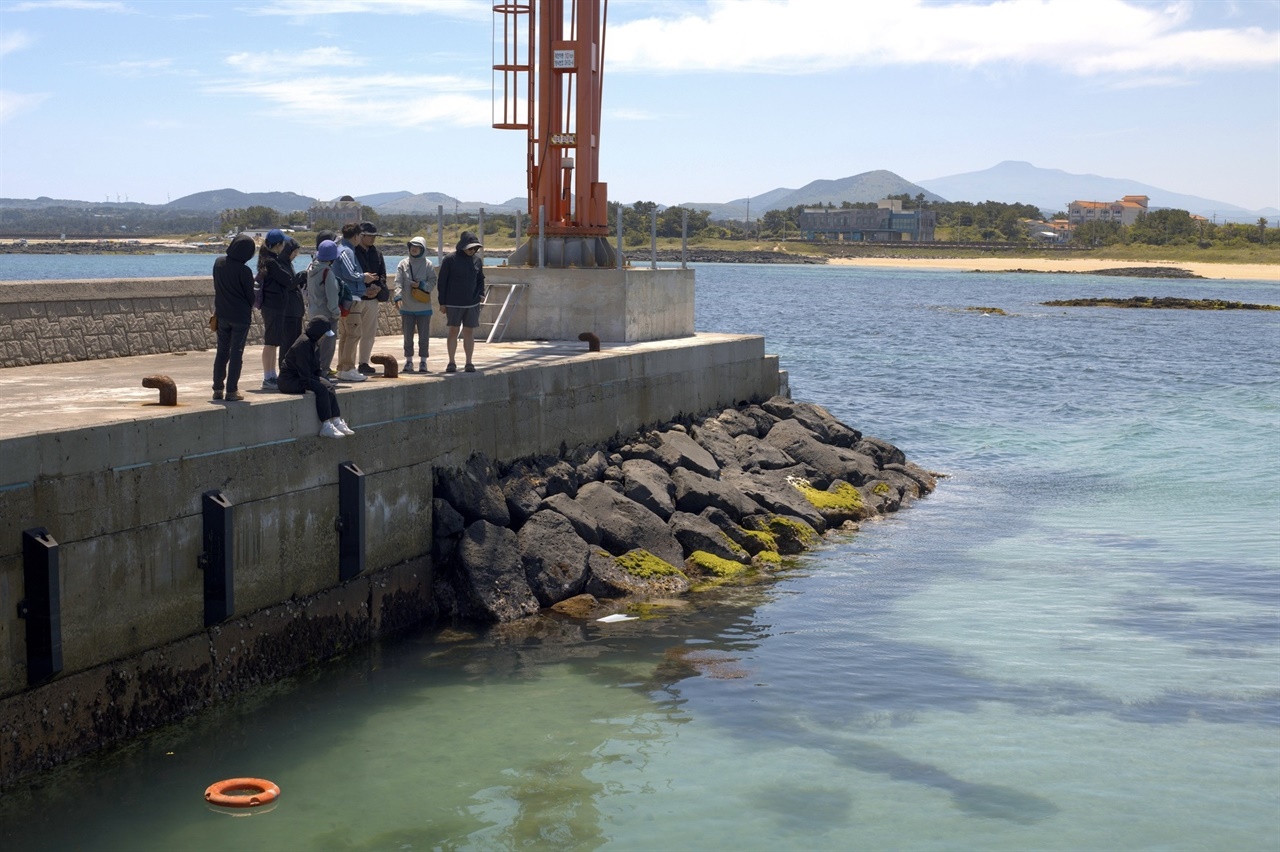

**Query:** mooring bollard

left=369, top=354, right=398, bottom=378
left=578, top=331, right=601, bottom=352
left=142, top=375, right=178, bottom=406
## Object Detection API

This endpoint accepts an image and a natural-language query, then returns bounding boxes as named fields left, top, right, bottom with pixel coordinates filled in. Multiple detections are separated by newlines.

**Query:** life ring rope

left=204, top=777, right=280, bottom=808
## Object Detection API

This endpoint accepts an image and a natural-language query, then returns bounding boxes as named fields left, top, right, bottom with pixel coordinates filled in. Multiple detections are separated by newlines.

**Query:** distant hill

left=350, top=191, right=413, bottom=208
left=166, top=188, right=315, bottom=213
left=374, top=191, right=523, bottom=214
left=681, top=171, right=946, bottom=219
left=917, top=161, right=1266, bottom=222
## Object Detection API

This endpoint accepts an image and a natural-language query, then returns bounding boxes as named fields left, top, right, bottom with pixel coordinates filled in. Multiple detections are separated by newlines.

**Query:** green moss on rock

left=686, top=550, right=748, bottom=578
left=872, top=482, right=892, bottom=496
left=741, top=529, right=779, bottom=554
left=793, top=479, right=864, bottom=512
left=753, top=550, right=783, bottom=566
left=616, top=549, right=686, bottom=580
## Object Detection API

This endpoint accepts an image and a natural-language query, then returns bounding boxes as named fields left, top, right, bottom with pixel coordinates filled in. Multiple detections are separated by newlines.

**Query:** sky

left=0, top=0, right=1277, bottom=211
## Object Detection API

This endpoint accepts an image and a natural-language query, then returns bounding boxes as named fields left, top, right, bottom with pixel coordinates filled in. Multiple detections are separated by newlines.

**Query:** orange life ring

left=204, top=778, right=280, bottom=808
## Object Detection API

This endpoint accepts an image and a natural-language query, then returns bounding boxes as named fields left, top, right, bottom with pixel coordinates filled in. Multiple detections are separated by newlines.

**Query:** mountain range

left=2, top=162, right=1272, bottom=223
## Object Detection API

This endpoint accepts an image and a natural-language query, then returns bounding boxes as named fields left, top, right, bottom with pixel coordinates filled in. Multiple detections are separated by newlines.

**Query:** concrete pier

left=0, top=328, right=779, bottom=785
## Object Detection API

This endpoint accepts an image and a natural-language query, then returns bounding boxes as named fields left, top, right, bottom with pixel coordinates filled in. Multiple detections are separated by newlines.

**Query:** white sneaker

left=337, top=369, right=367, bottom=383
left=319, top=420, right=345, bottom=438
left=335, top=417, right=355, bottom=436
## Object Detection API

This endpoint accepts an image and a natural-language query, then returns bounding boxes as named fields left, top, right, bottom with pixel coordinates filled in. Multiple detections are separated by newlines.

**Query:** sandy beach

left=828, top=256, right=1279, bottom=282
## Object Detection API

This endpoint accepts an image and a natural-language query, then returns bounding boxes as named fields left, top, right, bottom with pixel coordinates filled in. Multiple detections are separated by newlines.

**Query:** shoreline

left=827, top=256, right=1279, bottom=282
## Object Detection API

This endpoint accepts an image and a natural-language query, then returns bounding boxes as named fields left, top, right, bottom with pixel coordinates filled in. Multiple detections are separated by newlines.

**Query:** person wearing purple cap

left=306, top=238, right=344, bottom=376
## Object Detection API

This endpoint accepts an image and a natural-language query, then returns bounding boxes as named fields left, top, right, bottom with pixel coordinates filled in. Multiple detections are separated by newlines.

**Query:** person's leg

left=402, top=313, right=415, bottom=365
left=462, top=326, right=475, bottom=368
left=416, top=315, right=431, bottom=358
left=212, top=322, right=231, bottom=393
left=357, top=302, right=380, bottom=367
left=446, top=324, right=459, bottom=369
left=277, top=316, right=302, bottom=371
left=226, top=321, right=250, bottom=394
left=336, top=303, right=363, bottom=373
left=309, top=376, right=335, bottom=422
left=317, top=329, right=336, bottom=374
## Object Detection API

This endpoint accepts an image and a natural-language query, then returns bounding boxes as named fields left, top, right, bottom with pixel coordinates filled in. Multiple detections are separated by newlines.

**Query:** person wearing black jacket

left=211, top=233, right=257, bottom=401
left=278, top=318, right=355, bottom=438
left=352, top=221, right=388, bottom=375
left=436, top=231, right=485, bottom=373
left=257, top=229, right=302, bottom=390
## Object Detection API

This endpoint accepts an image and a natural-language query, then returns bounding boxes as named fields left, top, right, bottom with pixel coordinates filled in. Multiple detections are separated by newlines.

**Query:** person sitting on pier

left=278, top=317, right=354, bottom=438
left=437, top=231, right=485, bottom=373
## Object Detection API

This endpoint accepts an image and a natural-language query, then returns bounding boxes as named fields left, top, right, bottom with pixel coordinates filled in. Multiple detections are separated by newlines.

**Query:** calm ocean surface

left=1, top=261, right=1277, bottom=851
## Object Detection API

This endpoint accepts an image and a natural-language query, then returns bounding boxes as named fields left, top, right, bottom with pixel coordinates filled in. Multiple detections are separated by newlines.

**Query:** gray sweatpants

left=402, top=313, right=431, bottom=358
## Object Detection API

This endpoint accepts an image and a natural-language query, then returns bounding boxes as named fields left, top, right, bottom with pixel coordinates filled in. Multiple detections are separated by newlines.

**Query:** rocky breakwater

left=430, top=397, right=938, bottom=623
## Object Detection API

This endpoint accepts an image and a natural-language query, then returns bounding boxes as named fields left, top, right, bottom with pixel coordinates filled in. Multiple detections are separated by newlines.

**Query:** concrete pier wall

left=0, top=267, right=693, bottom=368
left=0, top=333, right=779, bottom=784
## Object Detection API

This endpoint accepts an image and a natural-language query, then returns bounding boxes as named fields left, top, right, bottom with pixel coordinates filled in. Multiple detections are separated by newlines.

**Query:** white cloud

left=225, top=46, right=366, bottom=76
left=5, top=1, right=132, bottom=12
left=210, top=59, right=491, bottom=128
left=607, top=0, right=1280, bottom=76
left=98, top=58, right=174, bottom=76
left=0, top=30, right=33, bottom=55
left=607, top=107, right=660, bottom=121
left=242, top=0, right=487, bottom=19
left=0, top=89, right=50, bottom=122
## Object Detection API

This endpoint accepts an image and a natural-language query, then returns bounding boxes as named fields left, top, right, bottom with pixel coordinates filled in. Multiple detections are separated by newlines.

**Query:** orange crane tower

left=494, top=0, right=616, bottom=267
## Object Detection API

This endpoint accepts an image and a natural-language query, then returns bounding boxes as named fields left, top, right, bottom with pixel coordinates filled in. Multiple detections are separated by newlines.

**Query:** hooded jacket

left=393, top=237, right=437, bottom=314
left=279, top=317, right=332, bottom=384
left=212, top=234, right=257, bottom=324
left=436, top=232, right=486, bottom=309
left=305, top=257, right=341, bottom=324
left=261, top=241, right=305, bottom=317
left=354, top=241, right=389, bottom=302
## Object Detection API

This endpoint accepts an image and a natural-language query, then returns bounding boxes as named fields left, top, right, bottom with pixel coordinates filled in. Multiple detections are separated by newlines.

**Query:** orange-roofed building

left=1068, top=195, right=1149, bottom=226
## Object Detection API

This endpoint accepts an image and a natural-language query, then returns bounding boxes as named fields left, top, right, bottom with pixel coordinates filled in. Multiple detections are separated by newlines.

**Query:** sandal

left=445, top=363, right=457, bottom=373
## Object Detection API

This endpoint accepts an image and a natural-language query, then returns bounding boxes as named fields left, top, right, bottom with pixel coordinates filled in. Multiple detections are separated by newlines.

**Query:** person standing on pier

left=306, top=239, right=344, bottom=376
left=256, top=229, right=301, bottom=390
left=393, top=236, right=436, bottom=373
left=437, top=231, right=485, bottom=373
left=352, top=221, right=388, bottom=376
left=334, top=223, right=377, bottom=383
left=278, top=317, right=355, bottom=439
left=211, top=233, right=257, bottom=401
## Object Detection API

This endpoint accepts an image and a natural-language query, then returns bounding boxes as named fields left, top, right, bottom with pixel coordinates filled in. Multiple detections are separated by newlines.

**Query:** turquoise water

left=0, top=264, right=1277, bottom=850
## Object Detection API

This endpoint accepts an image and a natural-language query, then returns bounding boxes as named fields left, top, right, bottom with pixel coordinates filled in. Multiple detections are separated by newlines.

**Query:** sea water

left=0, top=264, right=1276, bottom=851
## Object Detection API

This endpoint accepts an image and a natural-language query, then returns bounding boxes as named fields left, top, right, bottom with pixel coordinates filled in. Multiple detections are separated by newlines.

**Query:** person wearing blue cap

left=306, top=238, right=345, bottom=376
left=255, top=228, right=296, bottom=390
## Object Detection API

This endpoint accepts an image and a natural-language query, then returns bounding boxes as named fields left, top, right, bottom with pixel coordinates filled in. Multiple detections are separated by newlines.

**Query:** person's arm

left=238, top=265, right=256, bottom=308
left=333, top=248, right=362, bottom=288
left=436, top=256, right=451, bottom=306
left=393, top=260, right=409, bottom=305
left=375, top=252, right=390, bottom=302
left=324, top=268, right=340, bottom=314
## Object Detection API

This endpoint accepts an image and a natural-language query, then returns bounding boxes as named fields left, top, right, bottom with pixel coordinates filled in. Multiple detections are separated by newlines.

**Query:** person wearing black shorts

left=436, top=231, right=485, bottom=373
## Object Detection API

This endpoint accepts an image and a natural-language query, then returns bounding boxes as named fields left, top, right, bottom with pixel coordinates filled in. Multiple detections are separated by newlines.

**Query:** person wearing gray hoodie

left=306, top=239, right=344, bottom=376
left=393, top=236, right=436, bottom=373
left=211, top=233, right=257, bottom=401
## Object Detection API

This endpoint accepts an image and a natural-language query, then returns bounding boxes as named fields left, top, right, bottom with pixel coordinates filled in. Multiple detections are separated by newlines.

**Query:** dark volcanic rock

left=539, top=492, right=602, bottom=545
left=715, top=407, right=765, bottom=438
left=501, top=474, right=545, bottom=529
left=584, top=549, right=691, bottom=598
left=622, top=429, right=720, bottom=478
left=455, top=521, right=541, bottom=622
left=575, top=450, right=609, bottom=485
left=517, top=510, right=591, bottom=606
left=671, top=467, right=762, bottom=521
left=761, top=398, right=862, bottom=448
left=853, top=436, right=906, bottom=468
left=690, top=420, right=740, bottom=469
left=575, top=482, right=685, bottom=566
left=721, top=468, right=826, bottom=532
left=668, top=511, right=750, bottom=563
left=435, top=454, right=510, bottom=527
left=431, top=498, right=466, bottom=564
left=764, top=419, right=879, bottom=486
left=544, top=461, right=578, bottom=499
left=621, top=458, right=677, bottom=519
left=734, top=432, right=795, bottom=471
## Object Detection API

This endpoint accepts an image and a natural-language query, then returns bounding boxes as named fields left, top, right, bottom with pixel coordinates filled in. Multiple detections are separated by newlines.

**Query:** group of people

left=210, top=223, right=488, bottom=438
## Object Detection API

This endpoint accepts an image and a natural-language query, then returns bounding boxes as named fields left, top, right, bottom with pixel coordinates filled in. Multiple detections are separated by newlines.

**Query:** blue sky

left=1, top=0, right=1277, bottom=211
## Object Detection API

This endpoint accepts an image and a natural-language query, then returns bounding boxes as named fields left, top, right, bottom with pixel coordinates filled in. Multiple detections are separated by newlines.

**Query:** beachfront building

left=799, top=199, right=936, bottom=242
left=1068, top=195, right=1149, bottom=227
left=307, top=196, right=363, bottom=230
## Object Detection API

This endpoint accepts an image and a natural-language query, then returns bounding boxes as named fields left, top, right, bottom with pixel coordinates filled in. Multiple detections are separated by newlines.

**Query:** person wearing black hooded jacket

left=278, top=318, right=355, bottom=438
left=211, top=233, right=257, bottom=401
left=436, top=231, right=485, bottom=372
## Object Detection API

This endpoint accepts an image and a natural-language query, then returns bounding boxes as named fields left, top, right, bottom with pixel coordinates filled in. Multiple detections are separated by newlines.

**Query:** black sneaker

left=358, top=363, right=376, bottom=375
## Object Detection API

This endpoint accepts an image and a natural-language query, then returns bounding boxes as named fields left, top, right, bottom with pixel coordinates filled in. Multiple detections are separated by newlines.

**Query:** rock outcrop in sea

left=431, top=397, right=938, bottom=623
